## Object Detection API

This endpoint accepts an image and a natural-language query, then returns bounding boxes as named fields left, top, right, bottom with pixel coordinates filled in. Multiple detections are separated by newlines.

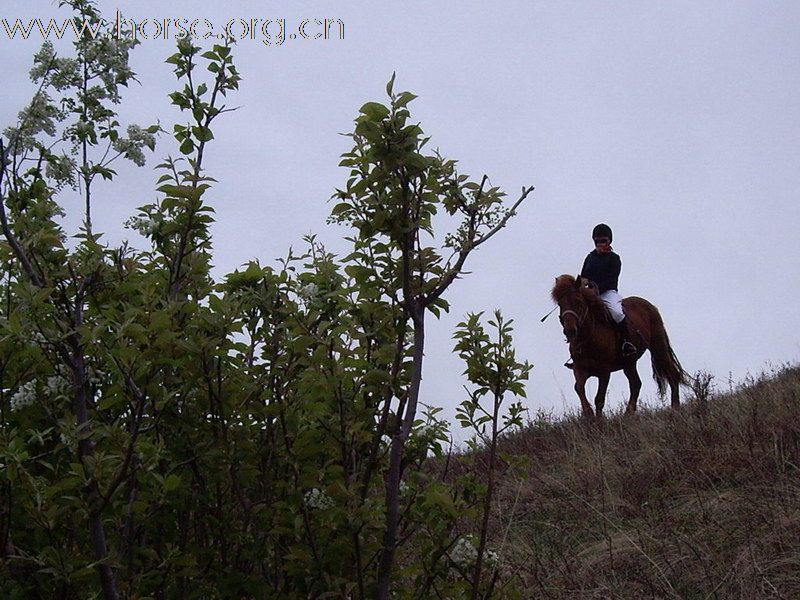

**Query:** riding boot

left=617, top=317, right=637, bottom=357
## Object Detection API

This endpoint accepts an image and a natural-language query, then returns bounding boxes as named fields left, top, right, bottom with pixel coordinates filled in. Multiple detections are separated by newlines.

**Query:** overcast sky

left=3, top=1, right=799, bottom=435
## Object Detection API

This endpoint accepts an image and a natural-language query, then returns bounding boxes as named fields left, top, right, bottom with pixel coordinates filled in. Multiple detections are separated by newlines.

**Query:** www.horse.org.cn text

left=1, top=11, right=346, bottom=47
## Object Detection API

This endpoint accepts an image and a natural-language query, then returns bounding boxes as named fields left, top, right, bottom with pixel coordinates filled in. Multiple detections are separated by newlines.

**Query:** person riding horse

left=578, top=223, right=637, bottom=358
left=552, top=226, right=686, bottom=417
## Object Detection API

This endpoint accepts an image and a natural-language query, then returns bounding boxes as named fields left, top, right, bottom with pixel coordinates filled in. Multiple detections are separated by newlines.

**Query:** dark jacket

left=581, top=250, right=621, bottom=294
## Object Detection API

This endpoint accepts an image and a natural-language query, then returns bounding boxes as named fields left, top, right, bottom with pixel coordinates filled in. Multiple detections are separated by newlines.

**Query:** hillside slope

left=486, top=365, right=800, bottom=599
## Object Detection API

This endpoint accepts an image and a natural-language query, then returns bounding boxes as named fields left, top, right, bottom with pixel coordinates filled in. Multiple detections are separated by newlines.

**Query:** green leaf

left=386, top=72, right=397, bottom=97
left=330, top=202, right=351, bottom=217
left=422, top=485, right=458, bottom=518
left=157, top=184, right=195, bottom=198
left=394, top=91, right=418, bottom=108
left=359, top=102, right=390, bottom=121
left=363, top=369, right=390, bottom=386
left=192, top=126, right=214, bottom=142
left=163, top=474, right=182, bottom=493
left=404, top=153, right=428, bottom=171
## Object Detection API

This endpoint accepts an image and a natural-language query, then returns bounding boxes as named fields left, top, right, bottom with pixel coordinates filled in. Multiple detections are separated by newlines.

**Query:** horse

left=551, top=274, right=686, bottom=419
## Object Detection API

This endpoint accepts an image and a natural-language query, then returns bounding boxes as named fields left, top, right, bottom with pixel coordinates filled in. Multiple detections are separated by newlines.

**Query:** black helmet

left=592, top=223, right=612, bottom=242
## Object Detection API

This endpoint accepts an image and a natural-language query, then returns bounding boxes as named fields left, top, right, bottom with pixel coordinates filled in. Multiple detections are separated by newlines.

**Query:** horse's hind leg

left=594, top=372, right=610, bottom=419
left=573, top=370, right=595, bottom=419
left=670, top=379, right=680, bottom=408
left=623, top=363, right=642, bottom=414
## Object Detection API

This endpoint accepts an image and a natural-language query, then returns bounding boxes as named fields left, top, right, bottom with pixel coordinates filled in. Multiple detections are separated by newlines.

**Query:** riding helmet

left=592, top=223, right=612, bottom=242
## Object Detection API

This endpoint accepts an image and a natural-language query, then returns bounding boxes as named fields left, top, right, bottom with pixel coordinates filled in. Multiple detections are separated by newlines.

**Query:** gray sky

left=3, top=1, right=800, bottom=434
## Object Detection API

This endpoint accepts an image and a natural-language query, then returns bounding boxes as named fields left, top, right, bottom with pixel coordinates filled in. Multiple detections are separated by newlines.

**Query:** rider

left=580, top=223, right=637, bottom=357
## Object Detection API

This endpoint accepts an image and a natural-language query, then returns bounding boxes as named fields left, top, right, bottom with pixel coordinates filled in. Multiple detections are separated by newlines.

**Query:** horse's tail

left=647, top=305, right=687, bottom=397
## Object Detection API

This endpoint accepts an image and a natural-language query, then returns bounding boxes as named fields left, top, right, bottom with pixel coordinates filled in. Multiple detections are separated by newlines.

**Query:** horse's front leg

left=623, top=363, right=642, bottom=414
left=595, top=372, right=610, bottom=419
left=573, top=369, right=594, bottom=419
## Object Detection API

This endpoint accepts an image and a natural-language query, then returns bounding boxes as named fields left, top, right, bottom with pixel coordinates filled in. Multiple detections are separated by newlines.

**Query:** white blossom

left=114, top=139, right=144, bottom=167
left=113, top=125, right=156, bottom=167
left=29, top=41, right=57, bottom=82
left=449, top=536, right=499, bottom=569
left=21, top=93, right=59, bottom=137
left=10, top=381, right=37, bottom=411
left=73, top=120, right=94, bottom=138
left=449, top=536, right=479, bottom=569
left=46, top=375, right=69, bottom=397
left=299, top=282, right=319, bottom=300
left=2, top=90, right=60, bottom=155
left=45, top=154, right=77, bottom=187
left=92, top=38, right=136, bottom=93
left=125, top=215, right=160, bottom=236
left=126, top=124, right=156, bottom=149
left=304, top=488, right=335, bottom=510
left=417, top=425, right=433, bottom=437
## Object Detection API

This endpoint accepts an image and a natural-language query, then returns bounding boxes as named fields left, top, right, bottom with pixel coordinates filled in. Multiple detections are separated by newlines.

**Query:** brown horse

left=551, top=274, right=686, bottom=419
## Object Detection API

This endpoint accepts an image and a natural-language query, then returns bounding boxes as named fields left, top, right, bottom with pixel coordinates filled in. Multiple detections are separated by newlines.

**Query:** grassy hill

left=478, top=364, right=800, bottom=599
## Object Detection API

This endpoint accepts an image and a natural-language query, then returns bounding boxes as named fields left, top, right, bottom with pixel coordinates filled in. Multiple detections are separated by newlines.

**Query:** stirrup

left=622, top=341, right=637, bottom=357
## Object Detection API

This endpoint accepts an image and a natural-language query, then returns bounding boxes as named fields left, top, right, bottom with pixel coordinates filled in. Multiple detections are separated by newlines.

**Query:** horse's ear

left=574, top=275, right=582, bottom=289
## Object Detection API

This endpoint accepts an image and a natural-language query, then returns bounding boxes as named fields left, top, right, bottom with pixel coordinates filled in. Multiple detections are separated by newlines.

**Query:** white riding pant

left=599, top=290, right=625, bottom=323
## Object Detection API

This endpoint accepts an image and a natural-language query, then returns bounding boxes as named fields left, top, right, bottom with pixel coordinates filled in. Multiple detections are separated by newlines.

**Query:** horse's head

left=551, top=274, right=588, bottom=341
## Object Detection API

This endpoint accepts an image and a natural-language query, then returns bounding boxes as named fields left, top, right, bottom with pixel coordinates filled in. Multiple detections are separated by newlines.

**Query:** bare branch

left=424, top=185, right=534, bottom=307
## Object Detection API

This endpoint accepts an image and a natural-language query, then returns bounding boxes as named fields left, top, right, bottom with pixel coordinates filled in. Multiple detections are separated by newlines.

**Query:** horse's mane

left=551, top=274, right=611, bottom=323
left=551, top=274, right=578, bottom=304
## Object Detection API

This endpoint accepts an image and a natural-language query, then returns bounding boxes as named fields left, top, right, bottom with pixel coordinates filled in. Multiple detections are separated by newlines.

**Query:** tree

left=330, top=75, right=533, bottom=598
left=454, top=311, right=532, bottom=599
left=1, top=3, right=534, bottom=598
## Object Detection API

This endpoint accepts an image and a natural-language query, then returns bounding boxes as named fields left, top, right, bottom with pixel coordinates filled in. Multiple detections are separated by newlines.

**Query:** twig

left=0, top=141, right=44, bottom=288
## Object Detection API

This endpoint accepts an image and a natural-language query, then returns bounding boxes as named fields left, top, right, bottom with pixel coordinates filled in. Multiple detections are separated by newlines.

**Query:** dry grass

left=476, top=364, right=800, bottom=599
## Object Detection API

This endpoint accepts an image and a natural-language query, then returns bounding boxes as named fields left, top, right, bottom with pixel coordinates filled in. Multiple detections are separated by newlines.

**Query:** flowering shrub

left=304, top=488, right=336, bottom=510
left=0, top=3, right=532, bottom=599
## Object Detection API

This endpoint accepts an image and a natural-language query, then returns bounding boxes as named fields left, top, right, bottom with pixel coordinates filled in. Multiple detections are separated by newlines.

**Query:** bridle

left=559, top=303, right=590, bottom=352
left=558, top=281, right=599, bottom=329
left=559, top=303, right=589, bottom=328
